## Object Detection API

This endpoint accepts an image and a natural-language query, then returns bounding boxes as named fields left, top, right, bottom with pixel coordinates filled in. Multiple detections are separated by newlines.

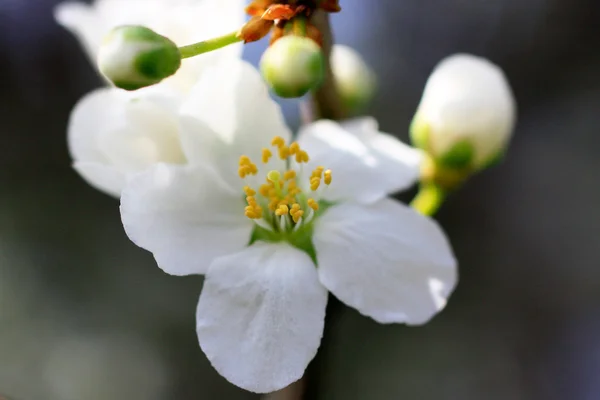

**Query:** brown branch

left=310, top=10, right=346, bottom=121
left=262, top=378, right=305, bottom=400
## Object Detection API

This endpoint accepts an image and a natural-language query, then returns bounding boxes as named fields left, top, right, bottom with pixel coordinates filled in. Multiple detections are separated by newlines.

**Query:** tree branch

left=310, top=10, right=346, bottom=121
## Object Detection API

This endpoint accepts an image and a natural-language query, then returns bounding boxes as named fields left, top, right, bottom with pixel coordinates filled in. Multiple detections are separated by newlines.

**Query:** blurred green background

left=1, top=0, right=600, bottom=399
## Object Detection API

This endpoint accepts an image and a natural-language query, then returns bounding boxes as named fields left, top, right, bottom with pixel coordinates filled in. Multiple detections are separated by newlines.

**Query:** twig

left=310, top=10, right=346, bottom=121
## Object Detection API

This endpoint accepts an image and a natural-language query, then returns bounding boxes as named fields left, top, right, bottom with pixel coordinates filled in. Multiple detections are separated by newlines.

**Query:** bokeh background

left=1, top=0, right=600, bottom=399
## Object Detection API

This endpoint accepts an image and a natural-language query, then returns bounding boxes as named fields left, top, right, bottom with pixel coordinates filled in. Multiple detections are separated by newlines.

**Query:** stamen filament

left=179, top=31, right=242, bottom=59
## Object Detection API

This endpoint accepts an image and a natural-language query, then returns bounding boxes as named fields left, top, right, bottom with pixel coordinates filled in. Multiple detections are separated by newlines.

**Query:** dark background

left=1, top=0, right=600, bottom=399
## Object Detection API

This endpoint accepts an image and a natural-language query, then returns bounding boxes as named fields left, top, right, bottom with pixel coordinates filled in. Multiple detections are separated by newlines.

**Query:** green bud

left=331, top=45, right=376, bottom=112
left=260, top=36, right=325, bottom=98
left=97, top=25, right=181, bottom=91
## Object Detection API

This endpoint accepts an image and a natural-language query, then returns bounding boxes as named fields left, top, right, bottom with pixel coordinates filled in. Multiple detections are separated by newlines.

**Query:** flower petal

left=179, top=60, right=291, bottom=183
left=120, top=163, right=252, bottom=276
left=297, top=120, right=421, bottom=204
left=67, top=88, right=127, bottom=164
left=197, top=242, right=327, bottom=393
left=313, top=198, right=457, bottom=325
left=73, top=162, right=125, bottom=198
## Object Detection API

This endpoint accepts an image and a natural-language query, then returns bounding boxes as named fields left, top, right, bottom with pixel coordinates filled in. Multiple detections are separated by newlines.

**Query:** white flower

left=55, top=0, right=246, bottom=91
left=119, top=59, right=458, bottom=393
left=411, top=53, right=516, bottom=169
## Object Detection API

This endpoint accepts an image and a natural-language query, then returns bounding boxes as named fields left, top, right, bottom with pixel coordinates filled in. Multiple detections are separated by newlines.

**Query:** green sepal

left=438, top=140, right=474, bottom=170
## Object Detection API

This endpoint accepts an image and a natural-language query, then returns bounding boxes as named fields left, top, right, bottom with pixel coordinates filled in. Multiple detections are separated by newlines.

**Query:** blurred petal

left=67, top=88, right=126, bottom=164
left=314, top=198, right=457, bottom=325
left=73, top=162, right=125, bottom=198
left=197, top=242, right=327, bottom=393
left=120, top=163, right=252, bottom=276
left=298, top=120, right=421, bottom=204
left=180, top=60, right=291, bottom=184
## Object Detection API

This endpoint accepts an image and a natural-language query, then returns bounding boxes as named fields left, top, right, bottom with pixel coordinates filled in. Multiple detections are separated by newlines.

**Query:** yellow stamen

left=308, top=198, right=319, bottom=211
left=244, top=186, right=256, bottom=196
left=324, top=169, right=332, bottom=185
left=284, top=169, right=296, bottom=180
left=262, top=148, right=272, bottom=164
left=259, top=184, right=272, bottom=197
left=289, top=142, right=300, bottom=155
left=271, top=136, right=285, bottom=147
left=275, top=204, right=289, bottom=216
left=278, top=145, right=290, bottom=160
left=310, top=177, right=321, bottom=191
left=311, top=166, right=324, bottom=178
left=291, top=209, right=304, bottom=223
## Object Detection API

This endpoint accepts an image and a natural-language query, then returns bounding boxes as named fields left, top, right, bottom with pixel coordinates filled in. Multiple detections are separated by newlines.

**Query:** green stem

left=410, top=183, right=446, bottom=216
left=178, top=31, right=242, bottom=59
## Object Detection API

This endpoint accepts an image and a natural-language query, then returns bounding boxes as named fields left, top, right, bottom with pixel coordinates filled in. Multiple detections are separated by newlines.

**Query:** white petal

left=179, top=60, right=291, bottom=183
left=67, top=88, right=127, bottom=164
left=68, top=88, right=185, bottom=195
left=298, top=120, right=421, bottom=204
left=96, top=99, right=185, bottom=171
left=73, top=162, right=125, bottom=198
left=197, top=242, right=328, bottom=393
left=313, top=198, right=457, bottom=325
left=342, top=116, right=424, bottom=183
left=120, top=163, right=253, bottom=276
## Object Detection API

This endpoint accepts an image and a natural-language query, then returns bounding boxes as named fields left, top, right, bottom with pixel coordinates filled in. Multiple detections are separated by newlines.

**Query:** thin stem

left=410, top=182, right=446, bottom=216
left=178, top=31, right=241, bottom=59
left=310, top=10, right=346, bottom=120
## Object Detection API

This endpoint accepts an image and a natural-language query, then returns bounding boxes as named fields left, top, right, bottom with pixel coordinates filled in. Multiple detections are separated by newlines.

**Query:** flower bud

left=260, top=36, right=324, bottom=98
left=97, top=25, right=181, bottom=91
left=331, top=45, right=376, bottom=112
left=411, top=54, right=516, bottom=171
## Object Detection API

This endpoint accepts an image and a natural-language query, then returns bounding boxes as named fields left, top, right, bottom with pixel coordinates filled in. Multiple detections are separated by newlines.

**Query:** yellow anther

left=284, top=170, right=296, bottom=180
left=311, top=166, right=324, bottom=178
left=259, top=184, right=272, bottom=197
left=275, top=204, right=289, bottom=216
left=249, top=163, right=258, bottom=175
left=291, top=209, right=304, bottom=223
left=289, top=142, right=300, bottom=155
left=308, top=198, right=319, bottom=211
left=268, top=198, right=279, bottom=211
left=239, top=155, right=251, bottom=165
left=324, top=169, right=332, bottom=185
left=244, top=186, right=256, bottom=196
left=271, top=136, right=285, bottom=147
left=262, top=148, right=272, bottom=164
left=295, top=150, right=309, bottom=163
left=310, top=177, right=321, bottom=191
left=291, top=203, right=301, bottom=212
left=278, top=145, right=290, bottom=160
left=267, top=170, right=281, bottom=183
left=246, top=196, right=257, bottom=205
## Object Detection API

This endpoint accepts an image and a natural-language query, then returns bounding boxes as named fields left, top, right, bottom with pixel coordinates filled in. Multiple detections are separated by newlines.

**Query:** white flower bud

left=260, top=36, right=324, bottom=98
left=331, top=45, right=376, bottom=112
left=97, top=25, right=181, bottom=91
left=411, top=54, right=516, bottom=170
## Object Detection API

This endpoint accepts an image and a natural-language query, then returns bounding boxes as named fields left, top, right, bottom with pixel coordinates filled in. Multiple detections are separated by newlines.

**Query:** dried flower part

left=261, top=4, right=300, bottom=21
left=246, top=0, right=278, bottom=16
left=239, top=16, right=275, bottom=43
